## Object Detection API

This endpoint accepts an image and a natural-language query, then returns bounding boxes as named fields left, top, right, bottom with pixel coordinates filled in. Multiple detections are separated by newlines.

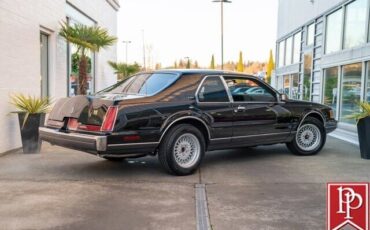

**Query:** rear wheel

left=158, top=124, right=205, bottom=176
left=286, top=117, right=326, bottom=156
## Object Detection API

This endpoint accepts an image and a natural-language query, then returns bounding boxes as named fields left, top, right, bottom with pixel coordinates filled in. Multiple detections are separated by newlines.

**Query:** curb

left=0, top=147, right=22, bottom=157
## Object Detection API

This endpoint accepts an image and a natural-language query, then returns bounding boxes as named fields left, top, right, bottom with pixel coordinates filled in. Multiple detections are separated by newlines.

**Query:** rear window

left=97, top=73, right=179, bottom=96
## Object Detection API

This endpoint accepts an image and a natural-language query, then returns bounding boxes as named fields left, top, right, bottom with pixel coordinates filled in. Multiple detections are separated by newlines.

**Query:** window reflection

left=293, top=32, right=301, bottom=63
left=344, top=0, right=367, bottom=49
left=325, top=9, right=343, bottom=54
left=303, top=53, right=312, bottom=101
left=307, top=23, right=315, bottom=46
left=285, top=37, right=292, bottom=65
left=340, top=63, right=362, bottom=124
left=323, top=67, right=338, bottom=117
left=278, top=41, right=285, bottom=67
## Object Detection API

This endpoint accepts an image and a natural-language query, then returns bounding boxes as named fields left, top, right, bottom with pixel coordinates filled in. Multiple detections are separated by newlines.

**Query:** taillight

left=67, top=118, right=79, bottom=130
left=101, top=106, right=118, bottom=132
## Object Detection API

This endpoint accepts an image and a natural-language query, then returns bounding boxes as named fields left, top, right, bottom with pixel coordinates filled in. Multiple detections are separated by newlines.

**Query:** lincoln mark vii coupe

left=40, top=70, right=337, bottom=175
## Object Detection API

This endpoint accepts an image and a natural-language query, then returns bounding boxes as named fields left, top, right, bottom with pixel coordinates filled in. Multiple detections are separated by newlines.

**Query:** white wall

left=277, top=0, right=344, bottom=39
left=0, top=0, right=119, bottom=153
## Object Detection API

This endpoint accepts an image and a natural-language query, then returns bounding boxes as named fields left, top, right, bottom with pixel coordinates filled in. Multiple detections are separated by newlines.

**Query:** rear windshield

left=97, top=73, right=179, bottom=96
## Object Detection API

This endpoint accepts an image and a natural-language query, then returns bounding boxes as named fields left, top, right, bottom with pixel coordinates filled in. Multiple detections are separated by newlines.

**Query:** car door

left=223, top=76, right=291, bottom=146
left=195, top=75, right=233, bottom=148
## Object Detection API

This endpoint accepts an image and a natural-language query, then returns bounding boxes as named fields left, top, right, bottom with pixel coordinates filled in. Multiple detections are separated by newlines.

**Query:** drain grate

left=195, top=184, right=211, bottom=230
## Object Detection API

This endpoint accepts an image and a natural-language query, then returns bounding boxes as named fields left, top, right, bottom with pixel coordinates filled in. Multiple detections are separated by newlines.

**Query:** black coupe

left=40, top=70, right=337, bottom=175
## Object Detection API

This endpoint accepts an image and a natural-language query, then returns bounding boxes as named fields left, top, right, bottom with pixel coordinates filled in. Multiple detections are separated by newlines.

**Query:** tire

left=103, top=157, right=125, bottom=162
left=158, top=124, right=205, bottom=176
left=286, top=117, right=326, bottom=156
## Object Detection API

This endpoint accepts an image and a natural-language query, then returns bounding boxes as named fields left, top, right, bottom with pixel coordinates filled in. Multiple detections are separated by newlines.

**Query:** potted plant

left=10, top=94, right=51, bottom=153
left=348, top=101, right=370, bottom=159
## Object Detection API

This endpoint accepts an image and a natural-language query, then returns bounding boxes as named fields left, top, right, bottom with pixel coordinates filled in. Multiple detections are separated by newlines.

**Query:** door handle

left=235, top=105, right=246, bottom=112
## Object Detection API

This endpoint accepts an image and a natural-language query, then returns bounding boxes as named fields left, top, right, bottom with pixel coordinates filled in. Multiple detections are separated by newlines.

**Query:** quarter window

left=224, top=77, right=276, bottom=102
left=197, top=76, right=229, bottom=102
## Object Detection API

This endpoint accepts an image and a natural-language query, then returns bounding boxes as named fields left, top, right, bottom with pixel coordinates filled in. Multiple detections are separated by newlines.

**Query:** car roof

left=141, top=69, right=259, bottom=79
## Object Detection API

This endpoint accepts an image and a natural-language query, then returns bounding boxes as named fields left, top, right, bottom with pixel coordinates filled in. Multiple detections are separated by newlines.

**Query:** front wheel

left=158, top=124, right=205, bottom=176
left=286, top=117, right=326, bottom=156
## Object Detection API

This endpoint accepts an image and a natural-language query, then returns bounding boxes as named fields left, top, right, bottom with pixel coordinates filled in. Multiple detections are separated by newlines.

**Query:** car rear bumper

left=39, top=127, right=158, bottom=157
left=39, top=127, right=107, bottom=153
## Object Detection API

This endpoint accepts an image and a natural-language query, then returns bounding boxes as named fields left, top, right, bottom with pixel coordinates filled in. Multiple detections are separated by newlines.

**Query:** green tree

left=266, top=49, right=275, bottom=84
left=210, top=55, right=215, bottom=69
left=186, top=59, right=191, bottom=69
left=108, top=61, right=141, bottom=81
left=59, top=22, right=117, bottom=95
left=237, top=51, right=244, bottom=72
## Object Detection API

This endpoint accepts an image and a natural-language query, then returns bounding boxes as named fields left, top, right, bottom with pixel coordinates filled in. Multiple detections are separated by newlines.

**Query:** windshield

left=97, top=73, right=179, bottom=96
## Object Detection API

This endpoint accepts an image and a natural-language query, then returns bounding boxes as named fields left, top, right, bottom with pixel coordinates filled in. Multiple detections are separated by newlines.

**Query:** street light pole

left=213, top=0, right=231, bottom=70
left=122, top=40, right=132, bottom=64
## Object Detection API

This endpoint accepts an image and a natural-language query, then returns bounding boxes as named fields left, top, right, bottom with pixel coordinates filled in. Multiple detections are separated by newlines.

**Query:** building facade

left=0, top=0, right=120, bottom=153
left=275, top=0, right=370, bottom=144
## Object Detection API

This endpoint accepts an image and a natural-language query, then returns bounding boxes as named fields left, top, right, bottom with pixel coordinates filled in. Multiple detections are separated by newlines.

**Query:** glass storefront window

left=291, top=73, right=299, bottom=99
left=278, top=41, right=285, bottom=67
left=303, top=52, right=312, bottom=101
left=283, top=75, right=290, bottom=96
left=307, top=23, right=315, bottom=46
left=285, top=37, right=292, bottom=65
left=323, top=67, right=339, bottom=117
left=276, top=76, right=282, bottom=93
left=293, top=32, right=301, bottom=63
left=340, top=63, right=362, bottom=124
left=40, top=33, right=48, bottom=98
left=344, top=0, right=367, bottom=49
left=325, top=9, right=343, bottom=54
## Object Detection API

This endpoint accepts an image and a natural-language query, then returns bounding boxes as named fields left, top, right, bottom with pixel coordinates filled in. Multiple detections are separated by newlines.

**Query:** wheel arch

left=159, top=116, right=211, bottom=145
left=297, top=111, right=325, bottom=131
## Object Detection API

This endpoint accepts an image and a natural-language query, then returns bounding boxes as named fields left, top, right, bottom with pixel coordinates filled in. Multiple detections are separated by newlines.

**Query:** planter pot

left=357, top=116, right=370, bottom=159
left=17, top=113, right=45, bottom=153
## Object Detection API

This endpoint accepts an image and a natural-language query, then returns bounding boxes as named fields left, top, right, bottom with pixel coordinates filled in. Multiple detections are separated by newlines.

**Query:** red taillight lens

left=101, top=106, right=118, bottom=132
left=67, top=118, right=79, bottom=130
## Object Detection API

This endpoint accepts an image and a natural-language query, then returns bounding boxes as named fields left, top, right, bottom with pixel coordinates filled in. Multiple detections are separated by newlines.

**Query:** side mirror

left=280, top=93, right=289, bottom=101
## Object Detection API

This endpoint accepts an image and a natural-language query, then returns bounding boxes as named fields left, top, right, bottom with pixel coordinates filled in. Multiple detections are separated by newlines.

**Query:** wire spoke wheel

left=173, top=133, right=201, bottom=168
left=296, top=124, right=321, bottom=151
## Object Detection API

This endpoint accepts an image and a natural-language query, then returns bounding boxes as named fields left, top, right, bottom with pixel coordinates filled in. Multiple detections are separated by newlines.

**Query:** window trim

left=195, top=75, right=232, bottom=104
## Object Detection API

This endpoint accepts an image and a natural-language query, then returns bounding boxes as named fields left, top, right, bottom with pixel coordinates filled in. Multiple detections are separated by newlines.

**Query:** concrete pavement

left=0, top=137, right=368, bottom=230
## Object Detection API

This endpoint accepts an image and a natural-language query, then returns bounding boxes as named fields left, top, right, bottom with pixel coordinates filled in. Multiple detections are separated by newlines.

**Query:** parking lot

left=0, top=136, right=368, bottom=230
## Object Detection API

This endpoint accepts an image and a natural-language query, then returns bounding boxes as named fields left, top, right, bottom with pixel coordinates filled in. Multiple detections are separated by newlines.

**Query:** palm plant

left=347, top=101, right=370, bottom=123
left=108, top=61, right=141, bottom=81
left=10, top=94, right=51, bottom=128
left=59, top=22, right=117, bottom=95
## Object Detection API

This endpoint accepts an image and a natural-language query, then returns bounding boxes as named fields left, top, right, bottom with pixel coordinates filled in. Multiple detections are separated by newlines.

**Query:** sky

left=117, top=0, right=278, bottom=68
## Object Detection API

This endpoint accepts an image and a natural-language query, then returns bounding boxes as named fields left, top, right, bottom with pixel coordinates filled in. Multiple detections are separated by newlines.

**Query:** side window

left=224, top=77, right=276, bottom=102
left=197, top=76, right=229, bottom=102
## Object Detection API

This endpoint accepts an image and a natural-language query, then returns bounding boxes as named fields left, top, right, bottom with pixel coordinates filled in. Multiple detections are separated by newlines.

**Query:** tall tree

left=194, top=60, right=199, bottom=69
left=60, top=22, right=117, bottom=95
left=266, top=49, right=275, bottom=84
left=237, top=51, right=244, bottom=72
left=210, top=55, right=215, bottom=69
left=186, top=59, right=191, bottom=69
left=174, top=61, right=178, bottom=69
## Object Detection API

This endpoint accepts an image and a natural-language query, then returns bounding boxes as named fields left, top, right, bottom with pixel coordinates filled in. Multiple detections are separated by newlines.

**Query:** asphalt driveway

left=0, top=137, right=368, bottom=230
